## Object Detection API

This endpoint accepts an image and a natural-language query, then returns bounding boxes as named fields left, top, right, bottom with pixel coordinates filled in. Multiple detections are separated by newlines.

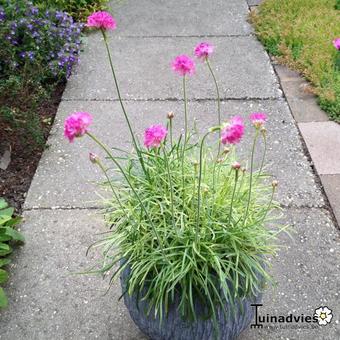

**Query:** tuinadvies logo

left=250, top=304, right=333, bottom=329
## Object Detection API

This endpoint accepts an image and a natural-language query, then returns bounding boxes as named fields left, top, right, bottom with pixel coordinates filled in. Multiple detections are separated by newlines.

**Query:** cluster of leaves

left=89, top=130, right=281, bottom=335
left=0, top=0, right=83, bottom=146
left=251, top=0, right=340, bottom=121
left=33, top=0, right=111, bottom=22
left=336, top=0, right=340, bottom=10
left=0, top=198, right=24, bottom=308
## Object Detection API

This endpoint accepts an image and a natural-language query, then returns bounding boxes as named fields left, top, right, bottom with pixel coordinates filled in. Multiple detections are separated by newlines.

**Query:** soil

left=0, top=82, right=66, bottom=214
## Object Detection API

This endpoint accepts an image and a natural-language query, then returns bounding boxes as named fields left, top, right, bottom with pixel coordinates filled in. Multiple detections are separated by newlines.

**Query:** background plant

left=33, top=0, right=124, bottom=22
left=0, top=0, right=83, bottom=146
left=0, top=198, right=24, bottom=308
left=251, top=0, right=340, bottom=121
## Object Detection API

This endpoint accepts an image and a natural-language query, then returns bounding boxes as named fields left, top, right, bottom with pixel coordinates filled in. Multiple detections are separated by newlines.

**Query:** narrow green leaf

left=0, top=269, right=9, bottom=284
left=0, top=287, right=8, bottom=308
left=0, top=259, right=11, bottom=267
left=4, top=216, right=22, bottom=227
left=0, top=208, right=14, bottom=218
left=0, top=235, right=11, bottom=242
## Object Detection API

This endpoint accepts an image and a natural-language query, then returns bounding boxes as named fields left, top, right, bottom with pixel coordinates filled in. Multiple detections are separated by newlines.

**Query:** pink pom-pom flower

left=250, top=112, right=267, bottom=128
left=64, top=112, right=92, bottom=142
left=144, top=125, right=168, bottom=148
left=86, top=11, right=117, bottom=30
left=221, top=116, right=245, bottom=145
left=171, top=55, right=195, bottom=76
left=333, top=38, right=340, bottom=50
left=194, top=42, right=214, bottom=60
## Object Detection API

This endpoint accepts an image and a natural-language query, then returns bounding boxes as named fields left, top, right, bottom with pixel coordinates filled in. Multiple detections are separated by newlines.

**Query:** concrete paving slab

left=110, top=0, right=252, bottom=37
left=247, top=0, right=262, bottom=7
left=24, top=99, right=323, bottom=209
left=275, top=65, right=328, bottom=123
left=299, top=121, right=340, bottom=175
left=63, top=35, right=281, bottom=101
left=0, top=209, right=146, bottom=340
left=240, top=207, right=340, bottom=340
left=320, top=174, right=340, bottom=226
left=1, top=207, right=339, bottom=339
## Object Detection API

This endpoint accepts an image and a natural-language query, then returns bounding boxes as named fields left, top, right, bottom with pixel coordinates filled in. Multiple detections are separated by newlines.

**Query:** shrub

left=0, top=0, right=83, bottom=145
left=0, top=198, right=24, bottom=308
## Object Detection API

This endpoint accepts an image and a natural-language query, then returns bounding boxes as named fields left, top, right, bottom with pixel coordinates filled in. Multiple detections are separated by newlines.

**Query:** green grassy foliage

left=252, top=0, right=340, bottom=121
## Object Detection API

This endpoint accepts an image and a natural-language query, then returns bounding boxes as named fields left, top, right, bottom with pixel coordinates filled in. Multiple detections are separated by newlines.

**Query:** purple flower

left=171, top=55, right=196, bottom=76
left=194, top=42, right=214, bottom=60
left=333, top=38, right=340, bottom=51
left=144, top=125, right=168, bottom=148
left=221, top=116, right=245, bottom=145
left=27, top=51, right=35, bottom=60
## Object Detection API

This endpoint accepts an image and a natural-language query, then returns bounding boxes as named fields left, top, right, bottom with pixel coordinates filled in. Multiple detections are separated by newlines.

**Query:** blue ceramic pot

left=120, top=265, right=262, bottom=340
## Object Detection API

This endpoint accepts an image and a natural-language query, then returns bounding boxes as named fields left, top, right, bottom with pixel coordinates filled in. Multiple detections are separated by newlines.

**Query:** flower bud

left=167, top=111, right=175, bottom=119
left=209, top=126, right=221, bottom=133
left=241, top=167, right=246, bottom=173
left=223, top=147, right=230, bottom=155
left=261, top=126, right=267, bottom=135
left=217, top=158, right=224, bottom=163
left=272, top=180, right=278, bottom=188
left=89, top=152, right=99, bottom=164
left=232, top=162, right=241, bottom=170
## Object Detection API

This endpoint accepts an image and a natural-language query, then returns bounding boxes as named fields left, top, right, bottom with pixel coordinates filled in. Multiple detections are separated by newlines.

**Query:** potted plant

left=64, top=11, right=283, bottom=340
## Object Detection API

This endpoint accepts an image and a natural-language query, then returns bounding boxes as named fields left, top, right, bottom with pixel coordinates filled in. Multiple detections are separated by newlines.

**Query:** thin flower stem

left=258, top=131, right=267, bottom=177
left=206, top=59, right=222, bottom=198
left=183, top=75, right=188, bottom=144
left=196, top=132, right=211, bottom=243
left=169, top=118, right=173, bottom=148
left=228, top=169, right=239, bottom=225
left=162, top=145, right=175, bottom=229
left=86, top=132, right=167, bottom=261
left=206, top=58, right=222, bottom=155
left=101, top=29, right=149, bottom=181
left=261, top=186, right=276, bottom=222
left=243, top=129, right=259, bottom=227
left=181, top=75, right=188, bottom=212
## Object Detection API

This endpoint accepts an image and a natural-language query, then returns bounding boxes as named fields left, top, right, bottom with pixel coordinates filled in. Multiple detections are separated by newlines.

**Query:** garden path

left=0, top=1, right=339, bottom=339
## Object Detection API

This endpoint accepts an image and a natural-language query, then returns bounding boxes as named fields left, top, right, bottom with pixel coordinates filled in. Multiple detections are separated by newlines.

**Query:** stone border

left=247, top=0, right=340, bottom=229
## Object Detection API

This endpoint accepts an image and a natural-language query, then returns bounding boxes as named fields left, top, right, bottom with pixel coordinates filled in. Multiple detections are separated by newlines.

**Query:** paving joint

left=23, top=206, right=103, bottom=212
left=62, top=96, right=284, bottom=103
left=115, top=34, right=255, bottom=38
left=23, top=203, right=328, bottom=212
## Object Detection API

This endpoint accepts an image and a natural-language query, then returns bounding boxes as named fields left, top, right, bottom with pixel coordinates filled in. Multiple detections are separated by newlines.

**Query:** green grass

left=251, top=0, right=340, bottom=121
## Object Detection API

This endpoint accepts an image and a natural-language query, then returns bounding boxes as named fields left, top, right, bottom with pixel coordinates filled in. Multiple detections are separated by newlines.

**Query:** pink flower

left=86, top=11, right=117, bottom=30
left=221, top=116, right=245, bottom=145
left=64, top=112, right=92, bottom=142
left=144, top=125, right=168, bottom=148
left=250, top=112, right=267, bottom=128
left=194, top=42, right=214, bottom=60
left=171, top=55, right=195, bottom=76
left=333, top=38, right=340, bottom=50
left=232, top=161, right=241, bottom=170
